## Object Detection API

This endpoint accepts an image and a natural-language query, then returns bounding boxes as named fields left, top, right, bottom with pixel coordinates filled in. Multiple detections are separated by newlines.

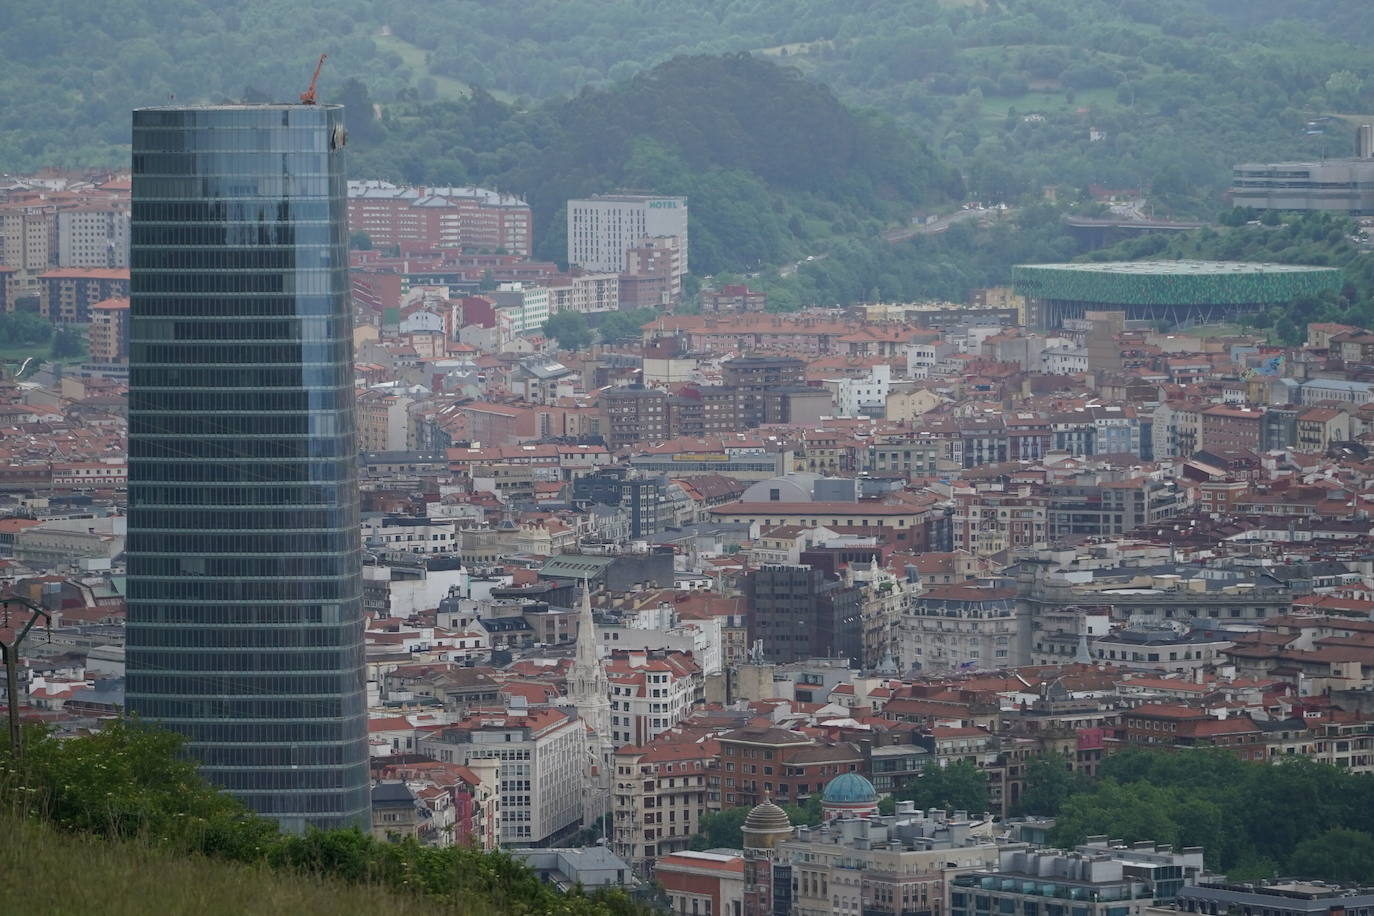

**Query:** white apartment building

left=567, top=195, right=689, bottom=273
left=491, top=282, right=551, bottom=338
left=362, top=516, right=459, bottom=554
left=57, top=206, right=129, bottom=268
left=418, top=707, right=585, bottom=846
left=606, top=650, right=699, bottom=747
left=543, top=272, right=621, bottom=314
left=1041, top=346, right=1088, bottom=375
left=833, top=364, right=892, bottom=418
left=602, top=603, right=724, bottom=675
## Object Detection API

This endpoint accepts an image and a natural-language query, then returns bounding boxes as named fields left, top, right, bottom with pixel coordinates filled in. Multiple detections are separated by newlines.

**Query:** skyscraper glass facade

left=126, top=104, right=367, bottom=831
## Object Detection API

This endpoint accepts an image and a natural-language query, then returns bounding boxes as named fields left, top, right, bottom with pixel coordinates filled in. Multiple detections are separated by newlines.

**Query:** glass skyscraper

left=126, top=104, right=368, bottom=831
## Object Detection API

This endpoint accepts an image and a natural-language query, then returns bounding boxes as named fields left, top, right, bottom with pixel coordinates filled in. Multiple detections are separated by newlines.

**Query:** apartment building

left=347, top=181, right=532, bottom=256
left=612, top=737, right=718, bottom=875
left=419, top=707, right=585, bottom=846
left=86, top=297, right=130, bottom=364
left=56, top=204, right=129, bottom=268
left=606, top=649, right=700, bottom=747
left=37, top=267, right=129, bottom=323
left=567, top=194, right=688, bottom=274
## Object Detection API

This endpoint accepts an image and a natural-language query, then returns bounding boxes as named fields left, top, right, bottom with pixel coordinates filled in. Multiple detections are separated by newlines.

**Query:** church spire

left=568, top=581, right=611, bottom=745
left=574, top=581, right=604, bottom=673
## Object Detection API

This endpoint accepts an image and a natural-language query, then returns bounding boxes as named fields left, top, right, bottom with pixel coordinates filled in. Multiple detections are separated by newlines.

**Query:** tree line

left=1, top=722, right=649, bottom=915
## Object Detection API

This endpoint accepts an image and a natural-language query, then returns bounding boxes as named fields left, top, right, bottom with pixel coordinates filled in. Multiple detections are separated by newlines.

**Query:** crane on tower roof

left=300, top=54, right=327, bottom=105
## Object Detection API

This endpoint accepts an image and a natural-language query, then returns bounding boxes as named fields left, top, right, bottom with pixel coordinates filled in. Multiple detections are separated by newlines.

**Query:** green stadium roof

left=1013, top=260, right=1342, bottom=307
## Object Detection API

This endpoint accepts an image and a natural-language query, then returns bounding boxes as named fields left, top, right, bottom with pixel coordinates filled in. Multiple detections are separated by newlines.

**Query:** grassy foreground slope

left=0, top=816, right=453, bottom=916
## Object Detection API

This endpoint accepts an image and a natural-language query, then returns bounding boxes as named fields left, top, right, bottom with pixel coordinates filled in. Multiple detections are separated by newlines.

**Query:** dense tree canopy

left=895, top=761, right=989, bottom=815
left=6, top=0, right=1372, bottom=255
left=1038, top=748, right=1374, bottom=882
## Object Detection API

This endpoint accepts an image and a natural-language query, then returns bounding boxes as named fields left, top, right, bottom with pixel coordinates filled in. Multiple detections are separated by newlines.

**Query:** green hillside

left=5, top=1, right=1374, bottom=223
left=345, top=54, right=958, bottom=272
left=0, top=815, right=444, bottom=916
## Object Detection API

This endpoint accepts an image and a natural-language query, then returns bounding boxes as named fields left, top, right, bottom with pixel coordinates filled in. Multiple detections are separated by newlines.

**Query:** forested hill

left=6, top=1, right=1374, bottom=228
left=343, top=54, right=957, bottom=272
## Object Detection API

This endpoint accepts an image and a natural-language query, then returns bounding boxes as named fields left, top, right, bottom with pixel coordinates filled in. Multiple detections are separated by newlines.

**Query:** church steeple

left=567, top=582, right=613, bottom=827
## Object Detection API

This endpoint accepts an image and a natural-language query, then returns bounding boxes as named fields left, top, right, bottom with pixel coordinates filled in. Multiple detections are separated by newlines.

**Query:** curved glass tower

left=126, top=104, right=367, bottom=831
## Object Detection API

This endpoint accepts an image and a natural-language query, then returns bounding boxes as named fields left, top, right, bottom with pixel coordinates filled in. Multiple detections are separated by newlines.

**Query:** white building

left=362, top=516, right=458, bottom=555
left=492, top=282, right=551, bottom=337
left=603, top=603, right=724, bottom=676
left=418, top=706, right=585, bottom=846
left=57, top=205, right=129, bottom=268
left=832, top=364, right=892, bottom=418
left=542, top=272, right=621, bottom=314
left=606, top=649, right=700, bottom=747
left=567, top=194, right=689, bottom=273
left=1042, top=346, right=1088, bottom=375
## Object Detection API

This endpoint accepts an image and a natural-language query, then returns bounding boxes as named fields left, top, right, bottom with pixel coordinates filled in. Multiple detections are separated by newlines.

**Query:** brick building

left=347, top=181, right=532, bottom=256
left=86, top=297, right=130, bottom=364
left=716, top=724, right=865, bottom=808
left=38, top=267, right=130, bottom=323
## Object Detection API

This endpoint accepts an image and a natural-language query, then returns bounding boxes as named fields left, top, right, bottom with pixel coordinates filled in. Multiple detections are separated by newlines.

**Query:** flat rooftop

left=1017, top=260, right=1334, bottom=276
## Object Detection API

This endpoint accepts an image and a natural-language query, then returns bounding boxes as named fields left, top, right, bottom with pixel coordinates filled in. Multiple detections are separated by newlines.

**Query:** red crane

left=300, top=54, right=327, bottom=105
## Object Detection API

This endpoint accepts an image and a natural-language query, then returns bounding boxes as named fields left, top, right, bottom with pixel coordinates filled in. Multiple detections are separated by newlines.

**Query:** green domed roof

left=822, top=772, right=877, bottom=805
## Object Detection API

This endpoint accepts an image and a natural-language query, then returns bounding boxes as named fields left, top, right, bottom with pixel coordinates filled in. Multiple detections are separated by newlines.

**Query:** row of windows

left=132, top=225, right=339, bottom=247
left=130, top=153, right=333, bottom=180
left=138, top=317, right=347, bottom=342
left=127, top=507, right=354, bottom=531
left=129, top=458, right=353, bottom=483
left=132, top=339, right=349, bottom=366
left=134, top=248, right=333, bottom=270
left=128, top=293, right=344, bottom=318
left=125, top=692, right=362, bottom=720
left=128, top=624, right=360, bottom=649
left=126, top=579, right=357, bottom=601
left=132, top=197, right=335, bottom=221
left=127, top=672, right=361, bottom=697
left=131, top=270, right=343, bottom=295
left=133, top=108, right=335, bottom=128
left=127, top=602, right=357, bottom=625
left=216, top=789, right=368, bottom=819
left=130, top=412, right=352, bottom=438
left=198, top=767, right=363, bottom=792
left=126, top=514, right=353, bottom=539
left=129, top=365, right=351, bottom=388
left=130, top=555, right=356, bottom=579
left=129, top=648, right=364, bottom=673
left=129, top=436, right=353, bottom=460
left=129, top=388, right=346, bottom=412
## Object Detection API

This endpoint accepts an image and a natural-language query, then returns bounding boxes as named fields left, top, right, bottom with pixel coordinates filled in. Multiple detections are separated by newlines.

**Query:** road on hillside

left=883, top=206, right=1012, bottom=243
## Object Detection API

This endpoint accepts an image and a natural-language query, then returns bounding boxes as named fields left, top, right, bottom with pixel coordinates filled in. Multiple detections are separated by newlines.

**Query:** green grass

left=1185, top=323, right=1245, bottom=338
left=0, top=815, right=473, bottom=916
left=375, top=35, right=514, bottom=103
left=977, top=87, right=1121, bottom=121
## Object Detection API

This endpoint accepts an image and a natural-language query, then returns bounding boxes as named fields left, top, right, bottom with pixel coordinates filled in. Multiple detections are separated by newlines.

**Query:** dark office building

left=746, top=564, right=863, bottom=667
left=722, top=356, right=806, bottom=427
left=571, top=468, right=667, bottom=538
left=125, top=104, right=368, bottom=831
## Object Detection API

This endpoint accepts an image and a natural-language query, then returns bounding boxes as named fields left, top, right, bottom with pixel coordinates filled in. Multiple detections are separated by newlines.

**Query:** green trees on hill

left=2, top=722, right=647, bottom=915
left=345, top=54, right=957, bottom=274
left=5, top=0, right=1374, bottom=225
left=1086, top=212, right=1374, bottom=341
left=1027, top=748, right=1374, bottom=882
